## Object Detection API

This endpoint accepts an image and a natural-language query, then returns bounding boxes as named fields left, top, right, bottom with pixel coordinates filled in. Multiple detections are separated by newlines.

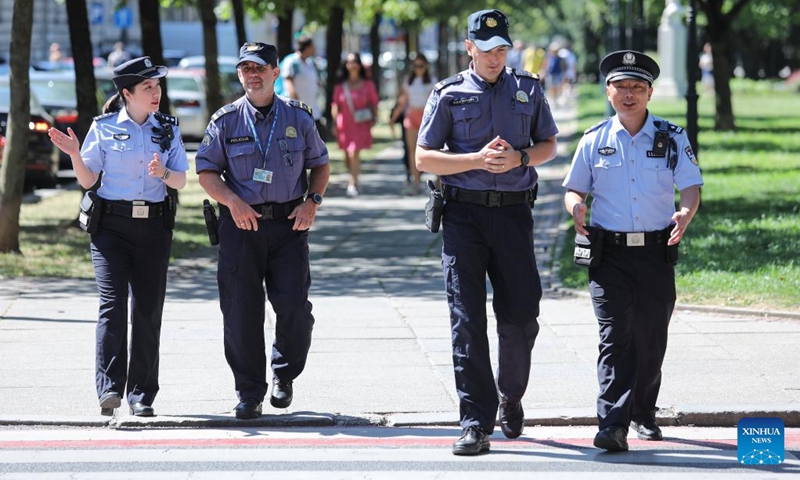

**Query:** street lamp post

left=685, top=0, right=699, bottom=156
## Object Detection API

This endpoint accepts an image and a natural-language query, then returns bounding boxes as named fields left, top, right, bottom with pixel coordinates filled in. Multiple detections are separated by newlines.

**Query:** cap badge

left=285, top=126, right=297, bottom=139
left=622, top=52, right=636, bottom=65
left=486, top=17, right=498, bottom=28
left=515, top=90, right=528, bottom=103
left=144, top=58, right=152, bottom=68
left=246, top=44, right=259, bottom=51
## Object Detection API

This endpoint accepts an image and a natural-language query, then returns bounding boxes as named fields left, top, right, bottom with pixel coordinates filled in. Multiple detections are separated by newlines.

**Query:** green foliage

left=558, top=82, right=800, bottom=311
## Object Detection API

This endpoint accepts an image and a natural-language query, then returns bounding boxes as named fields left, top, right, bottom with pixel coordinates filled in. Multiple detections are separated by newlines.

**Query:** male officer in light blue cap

left=417, top=9, right=558, bottom=456
left=563, top=50, right=703, bottom=452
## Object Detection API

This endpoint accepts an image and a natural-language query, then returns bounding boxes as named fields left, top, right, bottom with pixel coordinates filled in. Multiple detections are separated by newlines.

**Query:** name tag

left=253, top=168, right=273, bottom=184
left=227, top=136, right=255, bottom=144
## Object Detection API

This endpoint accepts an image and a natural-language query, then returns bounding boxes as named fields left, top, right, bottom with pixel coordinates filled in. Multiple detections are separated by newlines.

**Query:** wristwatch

left=309, top=192, right=323, bottom=205
left=519, top=149, right=530, bottom=167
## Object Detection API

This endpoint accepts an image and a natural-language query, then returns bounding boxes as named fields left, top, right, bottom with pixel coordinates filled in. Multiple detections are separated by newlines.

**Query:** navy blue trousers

left=91, top=214, right=171, bottom=407
left=441, top=201, right=541, bottom=433
left=588, top=243, right=675, bottom=430
left=216, top=213, right=314, bottom=402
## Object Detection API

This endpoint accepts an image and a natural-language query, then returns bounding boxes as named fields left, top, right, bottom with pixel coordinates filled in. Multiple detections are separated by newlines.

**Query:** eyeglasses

left=279, top=139, right=293, bottom=166
left=239, top=64, right=269, bottom=75
left=610, top=83, right=649, bottom=95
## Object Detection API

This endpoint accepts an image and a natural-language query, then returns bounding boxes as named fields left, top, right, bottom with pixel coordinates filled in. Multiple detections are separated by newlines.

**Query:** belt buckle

left=261, top=204, right=274, bottom=219
left=486, top=191, right=502, bottom=207
left=131, top=201, right=149, bottom=219
left=626, top=232, right=645, bottom=246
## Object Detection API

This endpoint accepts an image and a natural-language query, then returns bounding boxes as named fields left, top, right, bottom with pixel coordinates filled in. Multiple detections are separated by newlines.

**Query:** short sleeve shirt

left=417, top=65, right=558, bottom=191
left=195, top=96, right=329, bottom=205
left=562, top=112, right=704, bottom=232
left=81, top=109, right=189, bottom=202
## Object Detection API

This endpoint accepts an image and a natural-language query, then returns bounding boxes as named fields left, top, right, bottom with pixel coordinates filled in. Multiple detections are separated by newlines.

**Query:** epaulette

left=210, top=104, right=236, bottom=122
left=584, top=117, right=612, bottom=134
left=654, top=120, right=683, bottom=134
left=511, top=68, right=539, bottom=80
left=93, top=111, right=116, bottom=121
left=434, top=74, right=464, bottom=92
left=288, top=99, right=313, bottom=117
left=154, top=111, right=179, bottom=126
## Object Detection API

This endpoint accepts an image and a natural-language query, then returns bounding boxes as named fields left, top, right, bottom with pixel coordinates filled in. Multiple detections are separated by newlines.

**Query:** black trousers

left=588, top=243, right=675, bottom=430
left=91, top=214, right=172, bottom=407
left=441, top=201, right=541, bottom=433
left=216, top=213, right=315, bottom=402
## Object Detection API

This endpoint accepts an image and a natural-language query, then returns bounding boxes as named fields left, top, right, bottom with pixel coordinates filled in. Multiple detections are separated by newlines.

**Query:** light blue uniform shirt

left=81, top=108, right=189, bottom=202
left=563, top=112, right=704, bottom=232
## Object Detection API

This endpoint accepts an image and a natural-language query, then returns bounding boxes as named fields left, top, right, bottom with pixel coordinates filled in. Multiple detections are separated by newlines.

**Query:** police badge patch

left=113, top=133, right=130, bottom=141
left=598, top=147, right=616, bottom=156
left=685, top=146, right=698, bottom=165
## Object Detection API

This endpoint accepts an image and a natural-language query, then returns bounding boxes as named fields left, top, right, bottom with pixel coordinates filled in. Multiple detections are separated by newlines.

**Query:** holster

left=78, top=191, right=103, bottom=235
left=574, top=226, right=604, bottom=268
left=424, top=180, right=444, bottom=233
left=163, top=193, right=177, bottom=230
left=203, top=199, right=219, bottom=246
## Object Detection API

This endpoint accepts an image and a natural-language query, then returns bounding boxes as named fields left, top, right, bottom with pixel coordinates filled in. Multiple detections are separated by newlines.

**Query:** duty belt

left=603, top=227, right=670, bottom=247
left=220, top=197, right=303, bottom=220
left=104, top=200, right=165, bottom=219
left=442, top=185, right=536, bottom=207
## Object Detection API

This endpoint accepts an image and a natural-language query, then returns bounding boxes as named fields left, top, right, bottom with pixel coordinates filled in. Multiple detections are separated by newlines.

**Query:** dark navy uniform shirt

left=81, top=109, right=189, bottom=202
left=195, top=95, right=329, bottom=204
left=563, top=112, right=704, bottom=232
left=417, top=64, right=558, bottom=191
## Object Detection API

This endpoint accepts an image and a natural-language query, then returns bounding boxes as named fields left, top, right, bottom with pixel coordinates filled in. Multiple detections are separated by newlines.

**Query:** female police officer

left=48, top=56, right=189, bottom=417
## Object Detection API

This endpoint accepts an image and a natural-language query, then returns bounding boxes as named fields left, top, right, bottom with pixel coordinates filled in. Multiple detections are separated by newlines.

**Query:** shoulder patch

left=210, top=103, right=236, bottom=123
left=654, top=120, right=684, bottom=134
left=288, top=99, right=313, bottom=117
left=434, top=74, right=464, bottom=92
left=154, top=112, right=179, bottom=126
left=584, top=117, right=612, bottom=134
left=511, top=68, right=539, bottom=80
left=93, top=111, right=116, bottom=121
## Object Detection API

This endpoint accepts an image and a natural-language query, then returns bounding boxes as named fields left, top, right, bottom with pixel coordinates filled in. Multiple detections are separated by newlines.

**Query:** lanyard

left=246, top=105, right=279, bottom=169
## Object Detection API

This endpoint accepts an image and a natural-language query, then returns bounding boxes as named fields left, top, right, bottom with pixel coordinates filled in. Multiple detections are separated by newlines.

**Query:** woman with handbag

left=331, top=53, right=379, bottom=197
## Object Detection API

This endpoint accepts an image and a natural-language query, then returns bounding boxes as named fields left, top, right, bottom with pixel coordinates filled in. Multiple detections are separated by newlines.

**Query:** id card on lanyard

left=246, top=106, right=279, bottom=184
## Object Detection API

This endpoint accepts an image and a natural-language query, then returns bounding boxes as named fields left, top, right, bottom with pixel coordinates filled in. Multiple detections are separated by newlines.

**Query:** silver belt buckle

left=626, top=232, right=645, bottom=246
left=132, top=201, right=149, bottom=219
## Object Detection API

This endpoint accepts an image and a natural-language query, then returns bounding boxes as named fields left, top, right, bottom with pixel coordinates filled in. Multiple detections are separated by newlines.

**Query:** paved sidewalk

left=1, top=102, right=799, bottom=429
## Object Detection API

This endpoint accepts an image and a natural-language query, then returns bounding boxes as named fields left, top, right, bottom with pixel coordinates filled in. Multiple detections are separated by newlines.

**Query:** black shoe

left=129, top=402, right=155, bottom=417
left=593, top=425, right=629, bottom=452
left=499, top=398, right=525, bottom=439
left=235, top=399, right=263, bottom=419
left=270, top=380, right=293, bottom=409
left=452, top=426, right=491, bottom=456
left=631, top=419, right=663, bottom=441
left=99, top=391, right=121, bottom=417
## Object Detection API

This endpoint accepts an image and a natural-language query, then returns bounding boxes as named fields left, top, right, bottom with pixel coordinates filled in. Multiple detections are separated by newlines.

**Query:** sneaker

left=346, top=185, right=359, bottom=197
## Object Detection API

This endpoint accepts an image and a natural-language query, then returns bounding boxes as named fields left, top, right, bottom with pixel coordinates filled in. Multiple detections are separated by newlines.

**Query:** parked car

left=29, top=70, right=116, bottom=170
left=0, top=77, right=59, bottom=187
left=167, top=68, right=240, bottom=140
left=177, top=56, right=243, bottom=97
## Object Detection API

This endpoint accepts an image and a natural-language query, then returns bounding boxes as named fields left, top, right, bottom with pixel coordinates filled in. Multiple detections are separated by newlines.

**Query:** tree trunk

left=231, top=0, right=247, bottom=47
left=138, top=0, right=171, bottom=113
left=276, top=8, right=294, bottom=59
left=324, top=7, right=345, bottom=123
left=0, top=0, right=34, bottom=254
left=369, top=13, right=381, bottom=98
left=198, top=0, right=222, bottom=118
left=436, top=20, right=448, bottom=80
left=709, top=37, right=735, bottom=131
left=65, top=0, right=97, bottom=144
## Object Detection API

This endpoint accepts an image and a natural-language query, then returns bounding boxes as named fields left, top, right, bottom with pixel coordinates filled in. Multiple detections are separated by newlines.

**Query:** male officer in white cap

left=417, top=9, right=558, bottom=455
left=562, top=50, right=703, bottom=451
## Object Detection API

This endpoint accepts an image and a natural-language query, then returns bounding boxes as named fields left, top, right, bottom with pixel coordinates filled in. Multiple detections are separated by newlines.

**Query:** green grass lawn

left=0, top=114, right=399, bottom=279
left=557, top=81, right=800, bottom=311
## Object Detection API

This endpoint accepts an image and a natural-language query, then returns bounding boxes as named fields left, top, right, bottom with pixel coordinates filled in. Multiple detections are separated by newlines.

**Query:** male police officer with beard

left=416, top=9, right=558, bottom=456
left=196, top=42, right=330, bottom=420
left=563, top=50, right=703, bottom=451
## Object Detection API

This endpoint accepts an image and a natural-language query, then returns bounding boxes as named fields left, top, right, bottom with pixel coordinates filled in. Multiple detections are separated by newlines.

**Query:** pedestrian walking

left=281, top=35, right=326, bottom=136
left=48, top=56, right=189, bottom=417
left=562, top=50, right=703, bottom=452
left=330, top=53, right=379, bottom=197
left=195, top=42, right=330, bottom=420
left=416, top=9, right=558, bottom=456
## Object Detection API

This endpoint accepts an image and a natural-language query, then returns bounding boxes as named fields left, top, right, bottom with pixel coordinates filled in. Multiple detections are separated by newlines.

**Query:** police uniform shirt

left=563, top=112, right=704, bottom=232
left=81, top=109, right=189, bottom=202
left=417, top=65, right=558, bottom=191
left=195, top=96, right=329, bottom=205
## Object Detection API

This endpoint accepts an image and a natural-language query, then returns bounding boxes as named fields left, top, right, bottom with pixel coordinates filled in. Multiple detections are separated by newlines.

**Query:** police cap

left=112, top=56, right=168, bottom=90
left=467, top=9, right=512, bottom=52
left=600, top=50, right=660, bottom=85
left=237, top=42, right=279, bottom=68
